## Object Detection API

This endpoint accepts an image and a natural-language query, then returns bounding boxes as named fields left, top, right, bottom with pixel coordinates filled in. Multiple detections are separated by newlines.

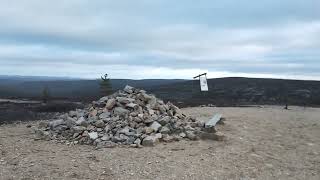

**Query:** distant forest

left=1, top=75, right=320, bottom=107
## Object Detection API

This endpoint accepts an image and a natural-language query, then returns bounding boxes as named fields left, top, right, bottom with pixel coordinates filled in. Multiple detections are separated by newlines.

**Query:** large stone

left=111, top=116, right=120, bottom=121
left=130, top=112, right=138, bottom=117
left=113, top=107, right=130, bottom=116
left=88, top=132, right=98, bottom=140
left=48, top=119, right=65, bottom=129
left=134, top=117, right=142, bottom=123
left=158, top=105, right=167, bottom=114
left=148, top=109, right=155, bottom=115
left=98, top=96, right=109, bottom=103
left=112, top=134, right=128, bottom=143
left=72, top=126, right=87, bottom=133
left=105, top=98, right=116, bottom=110
left=158, top=100, right=165, bottom=105
left=99, top=112, right=111, bottom=119
left=167, top=110, right=173, bottom=116
left=138, top=93, right=152, bottom=101
left=134, top=138, right=141, bottom=144
left=157, top=116, right=170, bottom=126
left=155, top=133, right=162, bottom=140
left=150, top=121, right=162, bottom=132
left=119, top=126, right=135, bottom=136
left=38, top=121, right=48, bottom=129
left=35, top=130, right=50, bottom=140
left=101, top=135, right=110, bottom=141
left=144, top=127, right=154, bottom=134
left=102, top=117, right=112, bottom=123
left=104, top=125, right=111, bottom=133
left=76, top=117, right=88, bottom=127
left=144, top=117, right=154, bottom=124
left=168, top=103, right=183, bottom=116
left=90, top=109, right=98, bottom=117
left=66, top=117, right=76, bottom=128
left=69, top=111, right=77, bottom=117
left=95, top=120, right=105, bottom=128
left=147, top=96, right=157, bottom=109
left=126, top=103, right=139, bottom=110
left=142, top=135, right=160, bottom=147
left=88, top=115, right=97, bottom=122
left=75, top=110, right=85, bottom=118
left=126, top=136, right=136, bottom=144
left=160, top=126, right=170, bottom=134
left=82, top=131, right=89, bottom=137
left=138, top=106, right=143, bottom=114
left=116, top=97, right=135, bottom=104
left=179, top=132, right=186, bottom=138
left=123, top=85, right=134, bottom=94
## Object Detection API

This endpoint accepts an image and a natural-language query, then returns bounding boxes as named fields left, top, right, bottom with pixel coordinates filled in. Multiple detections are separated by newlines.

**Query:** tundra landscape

left=1, top=0, right=320, bottom=179
left=1, top=81, right=320, bottom=179
left=1, top=106, right=319, bottom=179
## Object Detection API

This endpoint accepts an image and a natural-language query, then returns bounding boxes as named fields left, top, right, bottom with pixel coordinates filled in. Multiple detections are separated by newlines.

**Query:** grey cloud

left=0, top=0, right=319, bottom=79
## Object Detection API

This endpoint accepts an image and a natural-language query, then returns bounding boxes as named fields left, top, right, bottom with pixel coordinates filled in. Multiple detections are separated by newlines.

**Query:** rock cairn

left=35, top=86, right=213, bottom=148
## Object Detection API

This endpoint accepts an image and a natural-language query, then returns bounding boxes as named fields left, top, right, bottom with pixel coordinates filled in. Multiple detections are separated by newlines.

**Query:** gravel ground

left=0, top=106, right=319, bottom=180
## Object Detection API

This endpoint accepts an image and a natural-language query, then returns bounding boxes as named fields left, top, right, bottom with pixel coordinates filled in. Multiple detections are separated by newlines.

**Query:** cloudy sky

left=0, top=0, right=319, bottom=80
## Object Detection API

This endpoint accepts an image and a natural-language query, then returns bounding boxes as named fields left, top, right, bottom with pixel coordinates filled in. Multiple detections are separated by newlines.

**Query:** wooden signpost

left=193, top=73, right=209, bottom=92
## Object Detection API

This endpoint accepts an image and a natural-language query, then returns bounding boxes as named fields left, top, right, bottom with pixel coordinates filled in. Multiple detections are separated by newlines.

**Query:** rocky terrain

left=35, top=86, right=222, bottom=148
left=1, top=106, right=319, bottom=179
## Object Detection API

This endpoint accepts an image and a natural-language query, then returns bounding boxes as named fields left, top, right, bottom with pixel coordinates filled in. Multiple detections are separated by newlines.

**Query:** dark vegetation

left=0, top=75, right=185, bottom=101
left=152, top=77, right=319, bottom=107
left=1, top=75, right=320, bottom=124
left=0, top=100, right=84, bottom=124
left=0, top=76, right=319, bottom=106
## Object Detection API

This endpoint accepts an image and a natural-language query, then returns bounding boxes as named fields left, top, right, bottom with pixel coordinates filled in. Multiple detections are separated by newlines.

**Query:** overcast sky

left=0, top=0, right=319, bottom=80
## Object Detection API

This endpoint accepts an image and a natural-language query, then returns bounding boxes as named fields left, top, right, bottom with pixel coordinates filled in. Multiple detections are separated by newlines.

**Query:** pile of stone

left=35, top=86, right=221, bottom=148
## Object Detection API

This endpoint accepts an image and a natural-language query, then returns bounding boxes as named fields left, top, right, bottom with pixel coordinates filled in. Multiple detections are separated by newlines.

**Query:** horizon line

left=1, top=74, right=320, bottom=82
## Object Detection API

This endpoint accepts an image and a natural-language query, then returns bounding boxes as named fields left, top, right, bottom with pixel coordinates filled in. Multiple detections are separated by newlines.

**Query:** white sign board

left=199, top=76, right=208, bottom=91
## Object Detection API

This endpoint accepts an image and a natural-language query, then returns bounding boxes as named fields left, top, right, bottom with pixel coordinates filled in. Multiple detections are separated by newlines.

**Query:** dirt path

left=1, top=106, right=319, bottom=180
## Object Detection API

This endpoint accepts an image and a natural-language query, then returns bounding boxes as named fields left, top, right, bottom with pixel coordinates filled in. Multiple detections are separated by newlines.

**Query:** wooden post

left=193, top=73, right=208, bottom=103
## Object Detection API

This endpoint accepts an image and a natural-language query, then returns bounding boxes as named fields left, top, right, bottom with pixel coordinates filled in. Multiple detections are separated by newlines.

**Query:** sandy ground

left=0, top=106, right=319, bottom=180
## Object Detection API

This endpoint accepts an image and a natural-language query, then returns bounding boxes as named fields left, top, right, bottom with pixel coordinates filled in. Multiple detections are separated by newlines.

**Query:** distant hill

left=0, top=76, right=185, bottom=101
left=150, top=77, right=320, bottom=107
left=0, top=75, right=80, bottom=81
left=1, top=75, right=320, bottom=106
